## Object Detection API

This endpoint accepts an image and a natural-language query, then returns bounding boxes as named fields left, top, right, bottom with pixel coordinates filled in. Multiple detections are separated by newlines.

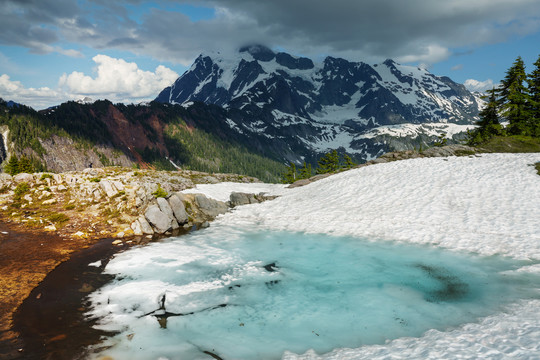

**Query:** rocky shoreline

left=0, top=167, right=277, bottom=358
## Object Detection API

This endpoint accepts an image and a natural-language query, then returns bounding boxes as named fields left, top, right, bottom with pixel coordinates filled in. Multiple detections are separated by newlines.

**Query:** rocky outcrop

left=0, top=167, right=262, bottom=242
left=229, top=192, right=279, bottom=206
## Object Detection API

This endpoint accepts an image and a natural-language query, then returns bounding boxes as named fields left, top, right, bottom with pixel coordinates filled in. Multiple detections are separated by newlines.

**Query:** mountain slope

left=0, top=99, right=285, bottom=182
left=156, top=45, right=481, bottom=162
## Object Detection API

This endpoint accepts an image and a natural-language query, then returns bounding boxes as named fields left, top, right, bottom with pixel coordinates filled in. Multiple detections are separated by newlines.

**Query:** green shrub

left=47, top=212, right=69, bottom=224
left=40, top=173, right=53, bottom=181
left=14, top=182, right=30, bottom=198
left=152, top=184, right=168, bottom=198
left=89, top=177, right=101, bottom=182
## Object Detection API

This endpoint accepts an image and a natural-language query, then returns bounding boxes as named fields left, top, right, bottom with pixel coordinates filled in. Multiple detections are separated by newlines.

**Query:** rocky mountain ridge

left=156, top=45, right=482, bottom=162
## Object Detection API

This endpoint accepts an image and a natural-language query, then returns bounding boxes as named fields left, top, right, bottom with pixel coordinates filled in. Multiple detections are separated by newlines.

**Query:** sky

left=1, top=0, right=540, bottom=110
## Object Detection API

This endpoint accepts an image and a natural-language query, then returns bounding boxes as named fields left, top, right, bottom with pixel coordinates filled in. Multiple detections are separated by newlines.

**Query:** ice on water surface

left=86, top=227, right=540, bottom=360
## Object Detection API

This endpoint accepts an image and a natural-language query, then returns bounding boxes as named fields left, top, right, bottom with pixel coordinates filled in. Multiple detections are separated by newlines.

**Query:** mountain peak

left=155, top=47, right=481, bottom=163
left=238, top=44, right=275, bottom=61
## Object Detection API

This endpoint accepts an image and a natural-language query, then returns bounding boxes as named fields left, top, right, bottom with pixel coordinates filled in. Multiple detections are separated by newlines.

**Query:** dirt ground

left=0, top=217, right=102, bottom=359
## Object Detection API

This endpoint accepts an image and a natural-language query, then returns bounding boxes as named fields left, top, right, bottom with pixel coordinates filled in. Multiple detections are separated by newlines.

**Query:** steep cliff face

left=38, top=135, right=133, bottom=173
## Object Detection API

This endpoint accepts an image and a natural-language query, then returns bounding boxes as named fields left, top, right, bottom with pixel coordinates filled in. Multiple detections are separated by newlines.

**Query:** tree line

left=281, top=150, right=355, bottom=183
left=468, top=54, right=540, bottom=145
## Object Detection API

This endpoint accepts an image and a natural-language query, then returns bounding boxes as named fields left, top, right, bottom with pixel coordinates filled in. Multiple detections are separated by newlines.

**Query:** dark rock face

left=156, top=46, right=481, bottom=163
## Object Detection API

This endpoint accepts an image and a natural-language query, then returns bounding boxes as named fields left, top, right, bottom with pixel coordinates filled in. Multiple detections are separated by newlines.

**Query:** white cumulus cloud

left=0, top=74, right=67, bottom=109
left=464, top=78, right=496, bottom=93
left=59, top=54, right=179, bottom=100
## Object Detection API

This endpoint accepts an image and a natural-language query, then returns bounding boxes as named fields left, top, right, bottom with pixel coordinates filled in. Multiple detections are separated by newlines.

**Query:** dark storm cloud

left=1, top=0, right=540, bottom=64
left=194, top=0, right=540, bottom=62
left=0, top=0, right=79, bottom=52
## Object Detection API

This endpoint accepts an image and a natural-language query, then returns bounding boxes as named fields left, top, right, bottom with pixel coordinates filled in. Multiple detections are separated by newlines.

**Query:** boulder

left=229, top=192, right=258, bottom=207
left=144, top=205, right=172, bottom=234
left=138, top=216, right=154, bottom=235
left=130, top=220, right=143, bottom=236
left=111, top=180, right=125, bottom=192
left=13, top=173, right=34, bottom=184
left=168, top=194, right=189, bottom=224
left=194, top=194, right=228, bottom=218
left=157, top=197, right=179, bottom=230
left=99, top=180, right=118, bottom=198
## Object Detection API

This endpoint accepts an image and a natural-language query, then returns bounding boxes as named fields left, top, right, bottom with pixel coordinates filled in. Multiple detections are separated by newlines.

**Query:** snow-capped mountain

left=156, top=45, right=481, bottom=163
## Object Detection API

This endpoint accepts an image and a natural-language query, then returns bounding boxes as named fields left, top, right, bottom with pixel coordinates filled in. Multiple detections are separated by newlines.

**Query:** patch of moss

left=535, top=162, right=540, bottom=176
left=47, top=212, right=69, bottom=225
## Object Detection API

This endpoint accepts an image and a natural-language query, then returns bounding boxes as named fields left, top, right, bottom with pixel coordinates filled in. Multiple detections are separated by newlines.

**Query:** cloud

left=58, top=54, right=179, bottom=99
left=3, top=0, right=540, bottom=66
left=463, top=78, right=496, bottom=92
left=451, top=64, right=464, bottom=71
left=1, top=55, right=179, bottom=109
left=0, top=74, right=67, bottom=109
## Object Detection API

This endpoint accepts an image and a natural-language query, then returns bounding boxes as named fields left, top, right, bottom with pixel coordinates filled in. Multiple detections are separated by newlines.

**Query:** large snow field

left=216, top=153, right=540, bottom=260
left=87, top=153, right=540, bottom=359
left=190, top=153, right=540, bottom=359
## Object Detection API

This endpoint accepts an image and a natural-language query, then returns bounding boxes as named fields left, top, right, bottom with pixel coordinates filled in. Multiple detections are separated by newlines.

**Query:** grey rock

left=194, top=193, right=228, bottom=218
left=168, top=194, right=189, bottom=224
left=157, top=197, right=179, bottom=230
left=145, top=205, right=172, bottom=234
left=229, top=192, right=258, bottom=207
left=13, top=173, right=34, bottom=183
left=100, top=180, right=118, bottom=198
left=288, top=179, right=311, bottom=189
left=0, top=173, right=12, bottom=186
left=157, top=197, right=174, bottom=219
left=130, top=220, right=143, bottom=236
left=202, top=176, right=220, bottom=184
left=138, top=215, right=154, bottom=235
left=111, top=180, right=125, bottom=192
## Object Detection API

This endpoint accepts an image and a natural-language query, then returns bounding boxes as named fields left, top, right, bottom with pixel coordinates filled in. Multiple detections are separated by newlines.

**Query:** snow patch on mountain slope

left=358, top=123, right=476, bottom=139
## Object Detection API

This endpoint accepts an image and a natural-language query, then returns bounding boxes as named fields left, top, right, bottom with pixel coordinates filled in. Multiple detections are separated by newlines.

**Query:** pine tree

left=4, top=155, right=19, bottom=175
left=498, top=56, right=530, bottom=135
left=341, top=154, right=355, bottom=169
left=281, top=162, right=297, bottom=184
left=467, top=88, right=503, bottom=145
left=527, top=54, right=540, bottom=137
left=299, top=162, right=312, bottom=179
left=316, top=150, right=340, bottom=174
left=18, top=155, right=33, bottom=173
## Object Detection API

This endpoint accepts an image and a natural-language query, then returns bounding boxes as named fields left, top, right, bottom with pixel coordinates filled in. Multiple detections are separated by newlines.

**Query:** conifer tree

left=18, top=155, right=33, bottom=173
left=299, top=162, right=312, bottom=179
left=281, top=162, right=297, bottom=184
left=341, top=154, right=355, bottom=169
left=4, top=155, right=19, bottom=176
left=527, top=54, right=540, bottom=136
left=498, top=56, right=530, bottom=135
left=316, top=150, right=340, bottom=174
left=467, top=88, right=503, bottom=145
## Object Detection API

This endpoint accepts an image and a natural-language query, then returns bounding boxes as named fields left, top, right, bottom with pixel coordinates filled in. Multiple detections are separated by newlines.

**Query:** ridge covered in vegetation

left=0, top=99, right=285, bottom=182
